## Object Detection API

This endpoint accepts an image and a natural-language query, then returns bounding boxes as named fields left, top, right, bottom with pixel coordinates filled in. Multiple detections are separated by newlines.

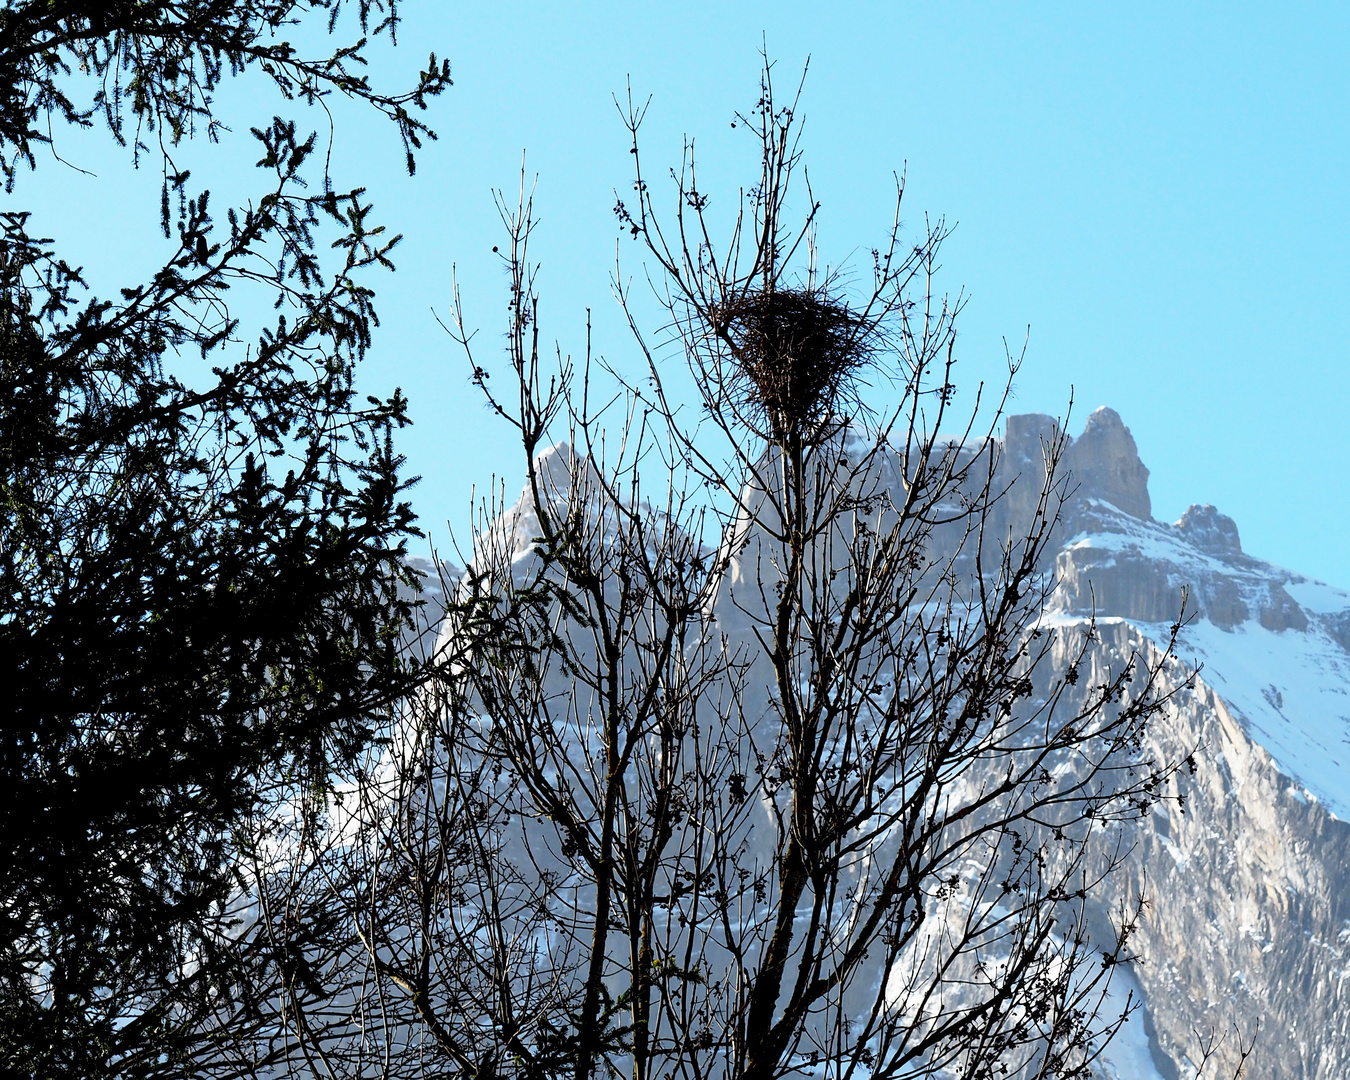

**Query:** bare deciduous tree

left=294, top=60, right=1205, bottom=1080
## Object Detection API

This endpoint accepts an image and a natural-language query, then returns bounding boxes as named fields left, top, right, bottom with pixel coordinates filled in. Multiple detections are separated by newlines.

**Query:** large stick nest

left=711, top=287, right=876, bottom=443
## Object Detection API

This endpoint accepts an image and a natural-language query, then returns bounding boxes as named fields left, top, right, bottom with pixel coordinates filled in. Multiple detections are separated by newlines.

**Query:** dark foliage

left=0, top=2, right=449, bottom=1075
left=0, top=0, right=450, bottom=190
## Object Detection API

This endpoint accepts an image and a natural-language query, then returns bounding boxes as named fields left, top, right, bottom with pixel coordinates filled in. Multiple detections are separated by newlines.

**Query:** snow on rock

left=1095, top=966, right=1169, bottom=1080
left=1162, top=618, right=1350, bottom=821
left=436, top=413, right=1350, bottom=1080
left=998, top=407, right=1350, bottom=1080
left=1043, top=495, right=1350, bottom=820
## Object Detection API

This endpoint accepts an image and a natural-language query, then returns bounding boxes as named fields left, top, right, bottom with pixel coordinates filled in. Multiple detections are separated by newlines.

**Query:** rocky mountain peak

left=1066, top=406, right=1151, bottom=520
left=991, top=406, right=1350, bottom=1080
left=999, top=407, right=1152, bottom=530
left=1176, top=503, right=1243, bottom=556
left=453, top=410, right=1350, bottom=1080
left=1002, top=412, right=1062, bottom=462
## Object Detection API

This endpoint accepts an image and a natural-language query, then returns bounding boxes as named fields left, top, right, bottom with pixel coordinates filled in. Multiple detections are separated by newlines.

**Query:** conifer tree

left=0, top=3, right=450, bottom=1075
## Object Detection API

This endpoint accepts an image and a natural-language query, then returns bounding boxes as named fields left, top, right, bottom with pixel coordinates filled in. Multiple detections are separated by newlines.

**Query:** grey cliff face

left=1177, top=504, right=1243, bottom=557
left=1066, top=406, right=1152, bottom=522
left=997, top=407, right=1350, bottom=1080
left=900, top=405, right=1350, bottom=1077
left=1042, top=622, right=1350, bottom=1080
left=401, top=555, right=463, bottom=657
left=448, top=410, right=1350, bottom=1080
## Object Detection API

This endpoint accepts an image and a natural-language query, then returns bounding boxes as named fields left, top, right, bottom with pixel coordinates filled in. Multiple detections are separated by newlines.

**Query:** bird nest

left=710, top=287, right=876, bottom=444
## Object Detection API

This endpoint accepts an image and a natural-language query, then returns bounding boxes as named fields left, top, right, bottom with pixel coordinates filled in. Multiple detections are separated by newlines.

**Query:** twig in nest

left=710, top=286, right=877, bottom=444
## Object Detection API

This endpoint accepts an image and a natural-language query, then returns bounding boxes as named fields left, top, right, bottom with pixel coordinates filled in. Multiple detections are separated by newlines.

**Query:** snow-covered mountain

left=430, top=408, right=1349, bottom=1080
left=1000, top=407, right=1350, bottom=1080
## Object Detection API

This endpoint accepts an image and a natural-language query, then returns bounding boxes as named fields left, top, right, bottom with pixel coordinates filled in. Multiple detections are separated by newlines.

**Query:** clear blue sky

left=14, top=2, right=1350, bottom=586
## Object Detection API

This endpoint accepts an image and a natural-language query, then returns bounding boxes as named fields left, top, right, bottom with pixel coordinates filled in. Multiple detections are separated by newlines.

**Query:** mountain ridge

left=998, top=406, right=1350, bottom=1079
left=433, top=405, right=1348, bottom=1079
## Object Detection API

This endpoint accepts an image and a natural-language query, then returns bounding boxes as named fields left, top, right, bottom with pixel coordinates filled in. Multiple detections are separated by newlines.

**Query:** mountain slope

left=434, top=410, right=1347, bottom=1080
left=1011, top=408, right=1350, bottom=1080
